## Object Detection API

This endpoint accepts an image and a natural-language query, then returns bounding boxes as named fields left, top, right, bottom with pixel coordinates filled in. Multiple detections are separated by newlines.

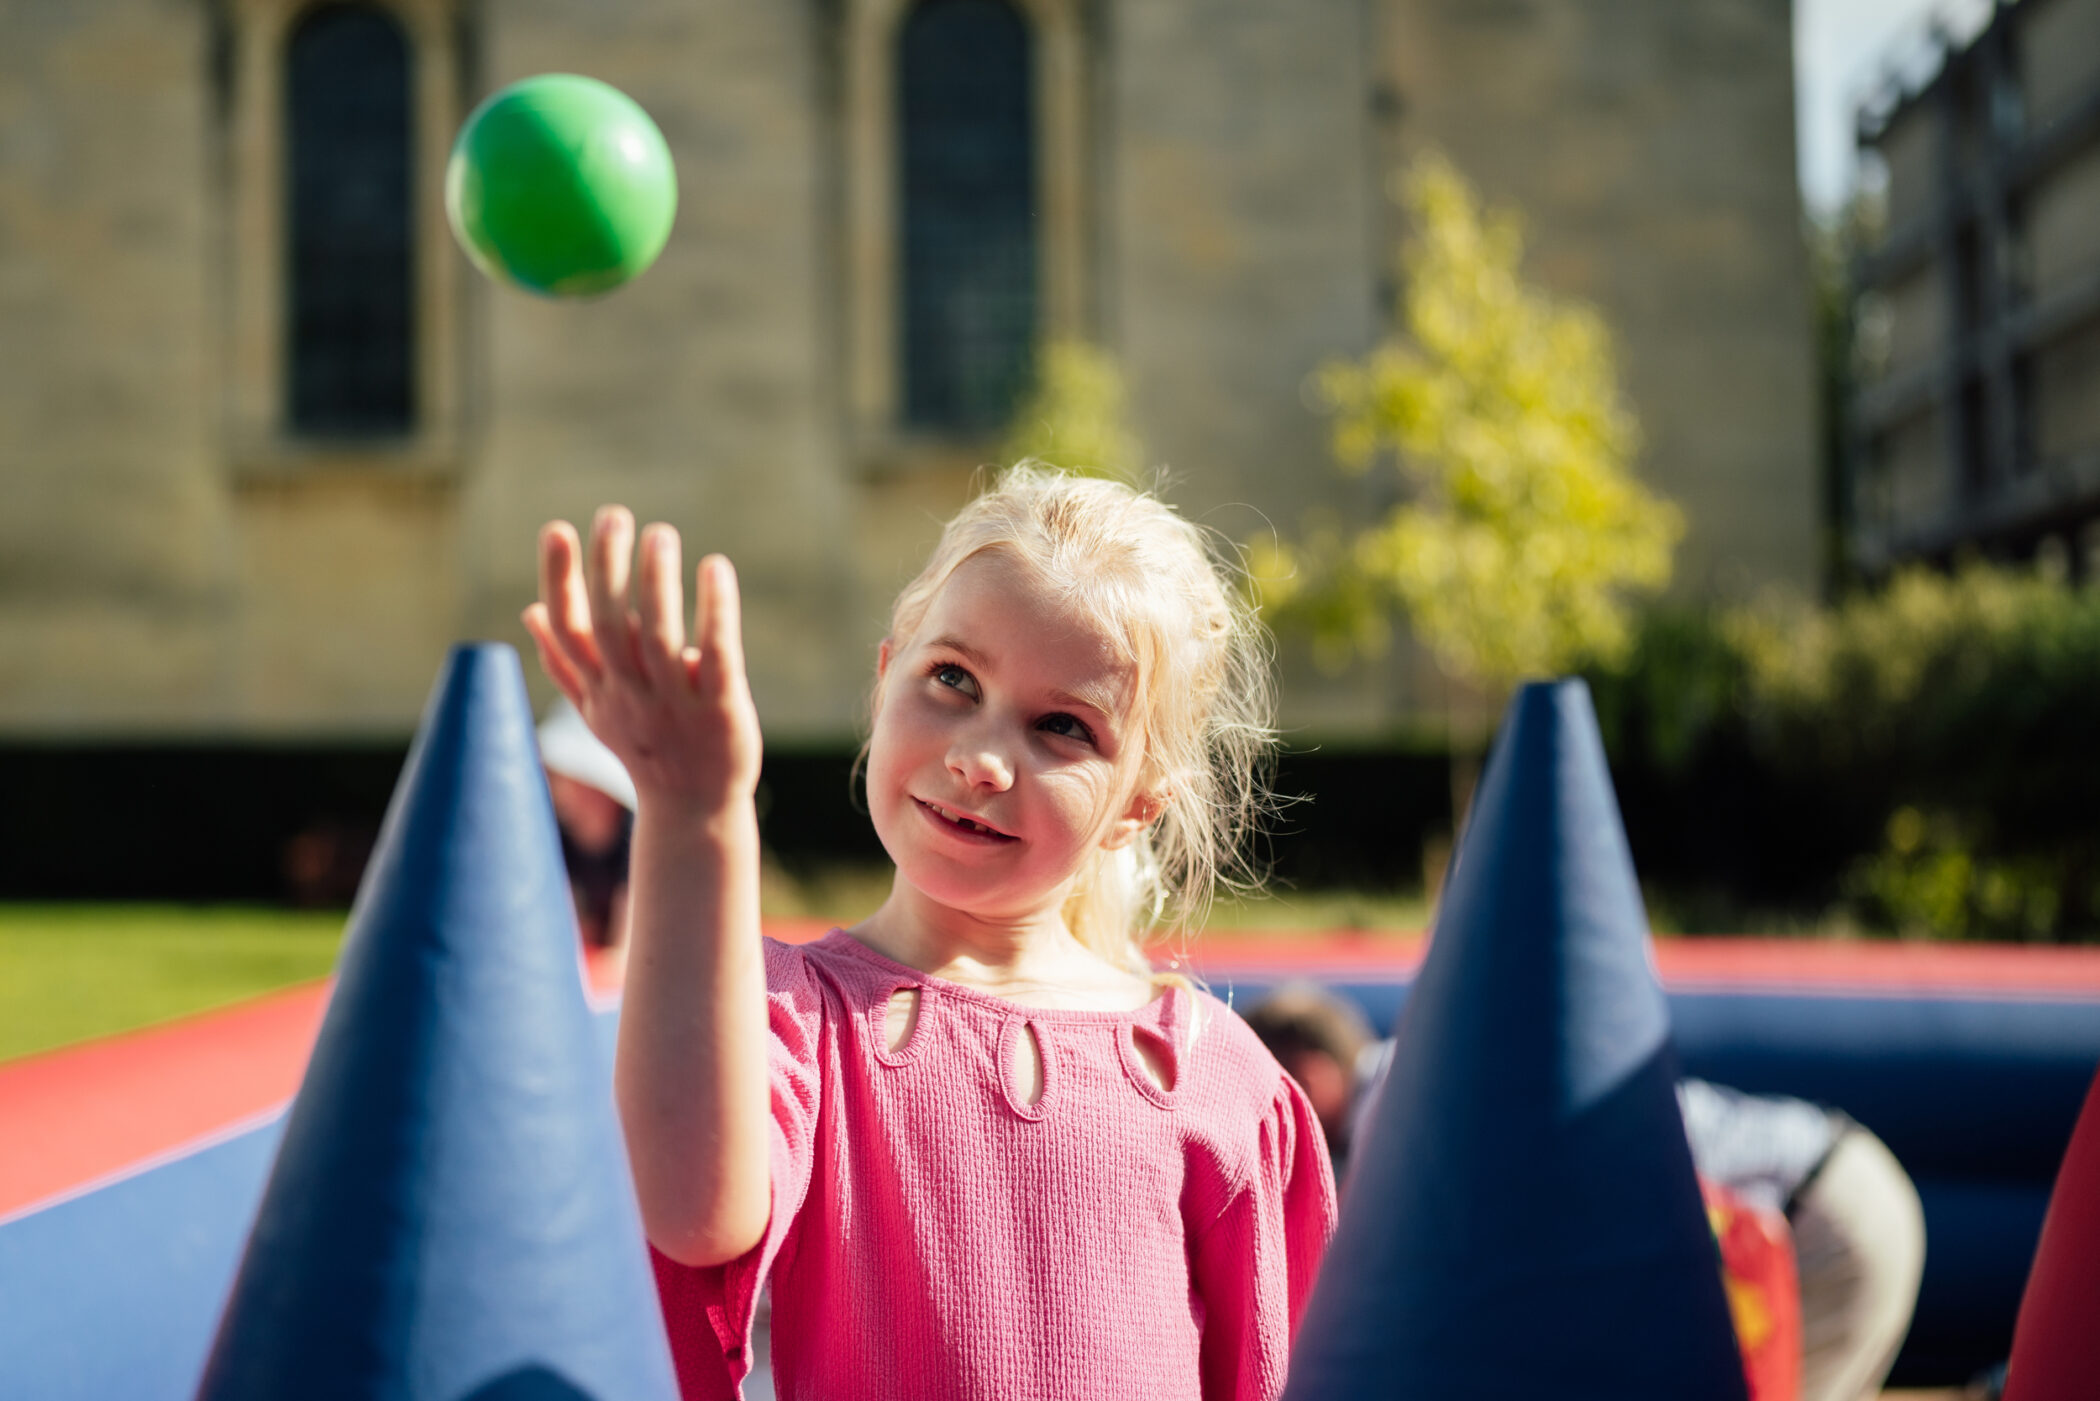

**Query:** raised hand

left=527, top=510, right=773, bottom=1266
left=521, top=506, right=762, bottom=817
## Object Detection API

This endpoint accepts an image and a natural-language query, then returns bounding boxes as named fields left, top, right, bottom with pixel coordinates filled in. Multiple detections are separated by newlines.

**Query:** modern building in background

left=1, top=0, right=1818, bottom=894
left=1848, top=0, right=2100, bottom=575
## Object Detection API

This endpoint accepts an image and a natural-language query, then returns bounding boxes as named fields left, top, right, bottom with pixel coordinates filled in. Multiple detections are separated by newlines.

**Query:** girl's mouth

left=914, top=798, right=1017, bottom=843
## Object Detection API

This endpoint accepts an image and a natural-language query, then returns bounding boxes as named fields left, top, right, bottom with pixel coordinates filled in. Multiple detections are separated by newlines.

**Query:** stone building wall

left=1, top=0, right=228, bottom=731
left=0, top=0, right=1817, bottom=747
left=1380, top=0, right=1820, bottom=602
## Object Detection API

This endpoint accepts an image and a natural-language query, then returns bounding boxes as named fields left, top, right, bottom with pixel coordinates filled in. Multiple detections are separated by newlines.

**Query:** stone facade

left=1850, top=0, right=2100, bottom=572
left=1380, top=0, right=1820, bottom=603
left=0, top=0, right=1816, bottom=744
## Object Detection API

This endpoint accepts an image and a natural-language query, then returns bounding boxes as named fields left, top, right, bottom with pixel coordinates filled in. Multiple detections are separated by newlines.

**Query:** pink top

left=652, top=931, right=1337, bottom=1401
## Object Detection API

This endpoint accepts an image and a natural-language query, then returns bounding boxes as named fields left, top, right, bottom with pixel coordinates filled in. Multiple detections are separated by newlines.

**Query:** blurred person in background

left=1678, top=1078, right=1925, bottom=1401
left=1241, top=983, right=1377, bottom=1177
left=538, top=697, right=638, bottom=956
left=1250, top=986, right=1926, bottom=1401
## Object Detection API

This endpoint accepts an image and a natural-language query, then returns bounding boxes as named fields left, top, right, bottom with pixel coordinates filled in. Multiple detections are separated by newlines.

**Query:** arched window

left=285, top=4, right=414, bottom=437
left=898, top=0, right=1036, bottom=433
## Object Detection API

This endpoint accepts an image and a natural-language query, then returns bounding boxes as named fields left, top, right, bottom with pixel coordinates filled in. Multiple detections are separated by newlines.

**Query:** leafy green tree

left=1001, top=340, right=1144, bottom=481
left=1729, top=561, right=2100, bottom=938
left=1253, top=152, right=1683, bottom=698
left=1587, top=561, right=2100, bottom=939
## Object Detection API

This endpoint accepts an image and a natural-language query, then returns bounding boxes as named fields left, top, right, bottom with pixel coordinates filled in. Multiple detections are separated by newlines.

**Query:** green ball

left=445, top=74, right=678, bottom=298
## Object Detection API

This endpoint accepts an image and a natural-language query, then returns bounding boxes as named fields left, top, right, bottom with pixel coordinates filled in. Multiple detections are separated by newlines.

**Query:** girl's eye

left=1038, top=712, right=1096, bottom=745
left=930, top=663, right=976, bottom=696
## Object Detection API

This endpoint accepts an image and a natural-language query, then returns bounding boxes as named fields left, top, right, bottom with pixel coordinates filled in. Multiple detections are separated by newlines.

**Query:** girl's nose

left=948, top=735, right=1014, bottom=792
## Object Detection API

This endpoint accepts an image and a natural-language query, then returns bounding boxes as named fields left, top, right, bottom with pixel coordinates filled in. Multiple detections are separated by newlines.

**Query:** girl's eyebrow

left=1049, top=682, right=1118, bottom=721
left=924, top=634, right=990, bottom=668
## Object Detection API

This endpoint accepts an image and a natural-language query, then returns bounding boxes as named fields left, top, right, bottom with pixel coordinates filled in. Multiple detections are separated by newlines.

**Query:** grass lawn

left=0, top=879, right=1435, bottom=1066
left=0, top=904, right=348, bottom=1064
left=1206, top=886, right=1430, bottom=935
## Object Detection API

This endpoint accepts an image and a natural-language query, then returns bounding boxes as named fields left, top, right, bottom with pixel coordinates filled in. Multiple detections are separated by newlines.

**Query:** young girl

left=522, top=465, right=1337, bottom=1401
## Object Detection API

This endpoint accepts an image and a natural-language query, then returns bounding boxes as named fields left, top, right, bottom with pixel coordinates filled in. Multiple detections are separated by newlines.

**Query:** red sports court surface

left=7, top=924, right=2100, bottom=1222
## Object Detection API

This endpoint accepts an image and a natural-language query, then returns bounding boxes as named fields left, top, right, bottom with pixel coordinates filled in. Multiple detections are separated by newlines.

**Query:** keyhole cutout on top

left=1131, top=1026, right=1176, bottom=1094
left=1010, top=1022, right=1046, bottom=1108
left=883, top=987, right=922, bottom=1055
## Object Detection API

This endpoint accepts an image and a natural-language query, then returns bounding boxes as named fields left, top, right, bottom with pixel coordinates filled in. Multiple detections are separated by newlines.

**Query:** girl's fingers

left=587, top=505, right=643, bottom=681
left=635, top=523, right=688, bottom=687
left=695, top=554, right=750, bottom=699
left=538, top=522, right=603, bottom=679
left=521, top=603, right=589, bottom=707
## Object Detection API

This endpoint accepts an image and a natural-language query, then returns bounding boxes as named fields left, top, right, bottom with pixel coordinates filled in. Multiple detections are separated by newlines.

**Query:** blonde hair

left=876, top=462, right=1278, bottom=975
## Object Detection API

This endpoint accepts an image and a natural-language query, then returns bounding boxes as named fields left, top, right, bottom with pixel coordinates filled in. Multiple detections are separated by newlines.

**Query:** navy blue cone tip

left=197, top=644, right=678, bottom=1401
left=1283, top=679, right=1747, bottom=1400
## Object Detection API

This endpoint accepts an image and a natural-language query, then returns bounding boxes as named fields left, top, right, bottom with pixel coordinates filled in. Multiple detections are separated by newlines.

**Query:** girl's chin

left=889, top=862, right=1066, bottom=925
left=872, top=812, right=1075, bottom=920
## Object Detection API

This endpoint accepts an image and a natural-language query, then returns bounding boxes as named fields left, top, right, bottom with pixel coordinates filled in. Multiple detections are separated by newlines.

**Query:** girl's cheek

left=892, top=690, right=945, bottom=744
left=1035, top=765, right=1116, bottom=835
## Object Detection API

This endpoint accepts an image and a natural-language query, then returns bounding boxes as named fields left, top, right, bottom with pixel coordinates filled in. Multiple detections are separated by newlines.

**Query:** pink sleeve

left=1191, top=1074, right=1339, bottom=1401
left=650, top=939, right=828, bottom=1401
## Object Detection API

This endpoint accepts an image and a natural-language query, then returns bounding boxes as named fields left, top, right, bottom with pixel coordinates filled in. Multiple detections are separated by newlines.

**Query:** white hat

left=536, top=698, right=639, bottom=811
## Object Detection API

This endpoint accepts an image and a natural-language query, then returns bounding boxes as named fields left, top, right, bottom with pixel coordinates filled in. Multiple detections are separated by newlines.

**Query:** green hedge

left=1586, top=563, right=2100, bottom=940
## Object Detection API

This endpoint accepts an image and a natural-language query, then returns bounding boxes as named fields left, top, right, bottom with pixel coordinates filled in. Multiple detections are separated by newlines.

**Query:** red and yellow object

left=1705, top=1178, right=1801, bottom=1401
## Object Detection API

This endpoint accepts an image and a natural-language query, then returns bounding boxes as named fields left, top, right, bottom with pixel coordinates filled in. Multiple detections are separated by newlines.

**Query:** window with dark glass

left=286, top=4, right=414, bottom=437
left=899, top=0, right=1036, bottom=433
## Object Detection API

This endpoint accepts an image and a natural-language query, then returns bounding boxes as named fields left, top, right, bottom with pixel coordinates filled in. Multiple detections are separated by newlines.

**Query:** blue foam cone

left=1283, top=680, right=1747, bottom=1400
left=196, top=645, right=677, bottom=1401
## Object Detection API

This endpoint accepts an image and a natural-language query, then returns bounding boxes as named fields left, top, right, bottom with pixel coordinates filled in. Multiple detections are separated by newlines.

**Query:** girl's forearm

left=614, top=795, right=771, bottom=1268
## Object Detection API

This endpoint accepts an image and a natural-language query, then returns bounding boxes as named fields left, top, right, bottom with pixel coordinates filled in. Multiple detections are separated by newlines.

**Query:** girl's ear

left=1101, top=789, right=1165, bottom=851
left=871, top=638, right=894, bottom=719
